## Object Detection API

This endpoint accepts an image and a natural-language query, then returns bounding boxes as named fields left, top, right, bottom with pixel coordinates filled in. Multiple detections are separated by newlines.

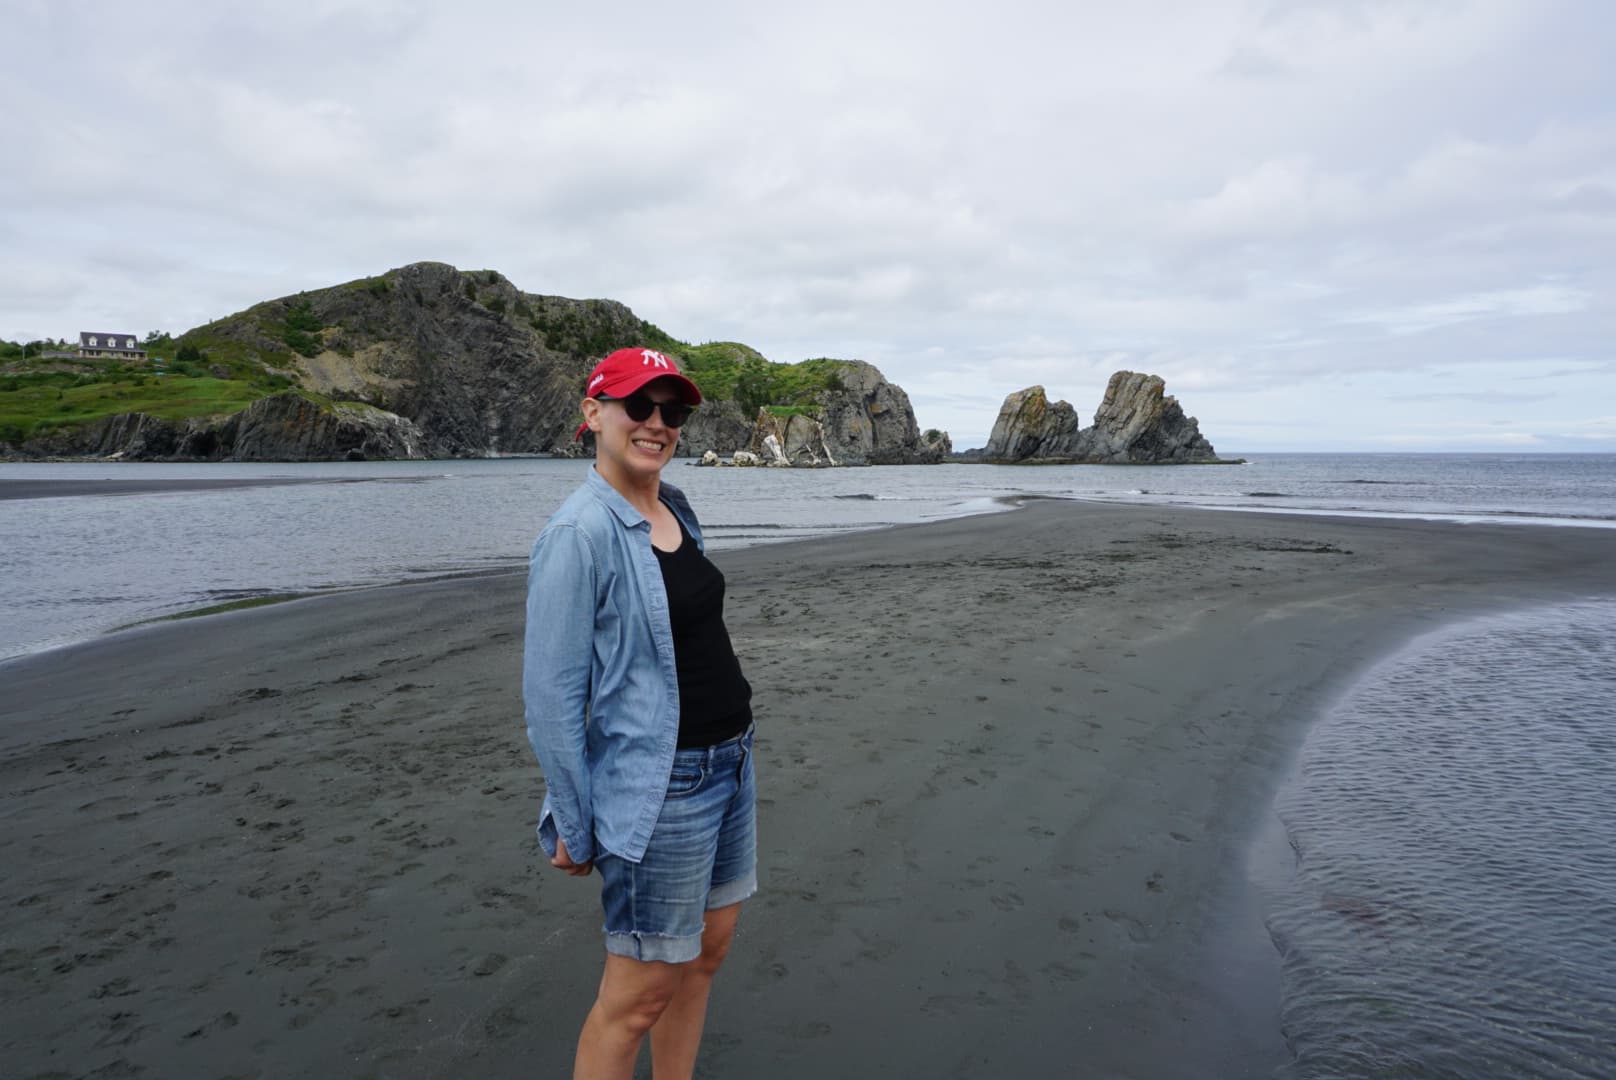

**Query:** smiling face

left=583, top=376, right=684, bottom=491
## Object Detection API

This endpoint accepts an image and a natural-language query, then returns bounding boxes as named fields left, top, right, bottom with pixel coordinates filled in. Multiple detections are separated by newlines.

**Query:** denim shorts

left=595, top=725, right=757, bottom=963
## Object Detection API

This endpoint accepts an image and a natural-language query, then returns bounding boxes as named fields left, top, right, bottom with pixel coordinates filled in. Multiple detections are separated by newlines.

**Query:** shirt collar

left=586, top=466, right=653, bottom=529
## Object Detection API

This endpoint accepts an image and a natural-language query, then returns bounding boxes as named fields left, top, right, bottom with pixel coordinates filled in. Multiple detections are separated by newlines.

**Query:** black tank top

left=653, top=516, right=753, bottom=748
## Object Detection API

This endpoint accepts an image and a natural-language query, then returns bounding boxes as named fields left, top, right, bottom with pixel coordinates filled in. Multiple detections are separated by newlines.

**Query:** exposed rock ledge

left=968, top=371, right=1232, bottom=464
left=29, top=394, right=426, bottom=462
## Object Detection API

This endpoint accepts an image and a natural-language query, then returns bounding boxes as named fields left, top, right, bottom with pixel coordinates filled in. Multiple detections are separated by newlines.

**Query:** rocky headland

left=964, top=372, right=1234, bottom=464
left=698, top=360, right=953, bottom=468
left=1, top=263, right=945, bottom=465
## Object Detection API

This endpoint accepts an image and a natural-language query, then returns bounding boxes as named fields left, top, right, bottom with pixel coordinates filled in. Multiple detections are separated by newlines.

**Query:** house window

left=89, top=336, right=98, bottom=347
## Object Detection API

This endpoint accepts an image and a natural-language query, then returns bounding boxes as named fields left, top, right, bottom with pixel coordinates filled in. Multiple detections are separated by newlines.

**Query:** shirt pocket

left=665, top=763, right=707, bottom=799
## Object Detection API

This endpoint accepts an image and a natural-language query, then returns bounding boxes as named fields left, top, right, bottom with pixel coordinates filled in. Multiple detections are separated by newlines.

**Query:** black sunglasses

left=598, top=393, right=694, bottom=429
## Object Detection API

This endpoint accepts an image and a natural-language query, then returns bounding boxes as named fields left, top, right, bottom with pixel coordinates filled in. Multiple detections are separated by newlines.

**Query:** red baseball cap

left=585, top=348, right=702, bottom=405
left=574, top=347, right=702, bottom=441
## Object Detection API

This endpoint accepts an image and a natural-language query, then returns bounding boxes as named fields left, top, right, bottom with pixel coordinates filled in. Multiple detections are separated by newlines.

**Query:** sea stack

left=977, top=371, right=1226, bottom=464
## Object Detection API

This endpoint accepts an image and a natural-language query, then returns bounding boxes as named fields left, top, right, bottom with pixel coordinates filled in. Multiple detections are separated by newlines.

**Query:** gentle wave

left=1334, top=478, right=1435, bottom=486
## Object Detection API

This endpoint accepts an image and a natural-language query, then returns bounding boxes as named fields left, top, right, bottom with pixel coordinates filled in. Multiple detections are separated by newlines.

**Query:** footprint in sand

left=472, top=953, right=507, bottom=976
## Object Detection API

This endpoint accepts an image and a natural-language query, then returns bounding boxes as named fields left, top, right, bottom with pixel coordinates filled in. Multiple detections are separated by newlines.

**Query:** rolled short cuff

left=605, top=929, right=703, bottom=964
left=707, top=869, right=757, bottom=911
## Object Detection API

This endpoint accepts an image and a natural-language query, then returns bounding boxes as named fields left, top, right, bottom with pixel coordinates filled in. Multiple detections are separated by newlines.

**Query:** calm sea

left=1262, top=601, right=1616, bottom=1079
left=3, top=452, right=1611, bottom=662
left=3, top=452, right=1614, bottom=1077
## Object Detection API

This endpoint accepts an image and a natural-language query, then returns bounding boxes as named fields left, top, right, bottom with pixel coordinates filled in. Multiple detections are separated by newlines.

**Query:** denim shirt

left=523, top=467, right=703, bottom=865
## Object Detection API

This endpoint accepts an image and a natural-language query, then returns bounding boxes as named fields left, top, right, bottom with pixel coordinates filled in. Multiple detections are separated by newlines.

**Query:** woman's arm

left=523, top=522, right=598, bottom=865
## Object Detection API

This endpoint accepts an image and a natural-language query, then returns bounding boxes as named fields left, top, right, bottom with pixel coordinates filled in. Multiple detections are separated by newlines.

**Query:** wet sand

left=0, top=477, right=373, bottom=501
left=2, top=501, right=1612, bottom=1079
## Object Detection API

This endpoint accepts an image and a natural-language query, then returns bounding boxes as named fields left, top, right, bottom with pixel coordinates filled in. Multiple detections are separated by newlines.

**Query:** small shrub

left=284, top=329, right=321, bottom=358
left=285, top=299, right=322, bottom=333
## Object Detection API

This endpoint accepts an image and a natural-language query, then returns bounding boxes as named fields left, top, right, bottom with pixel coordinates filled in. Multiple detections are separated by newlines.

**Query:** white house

left=78, top=332, right=147, bottom=361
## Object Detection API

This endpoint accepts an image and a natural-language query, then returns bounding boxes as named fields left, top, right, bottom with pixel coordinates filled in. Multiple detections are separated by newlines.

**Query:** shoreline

left=3, top=503, right=1613, bottom=1077
left=4, top=486, right=1613, bottom=666
left=0, top=476, right=383, bottom=501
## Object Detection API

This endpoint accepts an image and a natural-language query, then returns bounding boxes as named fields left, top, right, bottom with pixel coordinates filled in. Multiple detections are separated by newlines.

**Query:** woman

left=524, top=347, right=757, bottom=1080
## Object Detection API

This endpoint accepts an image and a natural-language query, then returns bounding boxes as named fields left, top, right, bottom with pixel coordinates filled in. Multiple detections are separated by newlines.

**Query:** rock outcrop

left=675, top=400, right=753, bottom=460
left=748, top=410, right=839, bottom=466
left=911, top=427, right=953, bottom=464
left=805, top=359, right=948, bottom=464
left=222, top=394, right=427, bottom=461
left=691, top=359, right=951, bottom=466
left=974, top=371, right=1226, bottom=464
left=814, top=360, right=925, bottom=464
left=31, top=394, right=426, bottom=462
left=24, top=411, right=215, bottom=461
left=980, top=386, right=1085, bottom=462
left=1082, top=371, right=1220, bottom=464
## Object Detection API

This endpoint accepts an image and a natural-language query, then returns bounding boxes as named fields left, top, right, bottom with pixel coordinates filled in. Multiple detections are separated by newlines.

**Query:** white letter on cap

left=641, top=349, right=670, bottom=369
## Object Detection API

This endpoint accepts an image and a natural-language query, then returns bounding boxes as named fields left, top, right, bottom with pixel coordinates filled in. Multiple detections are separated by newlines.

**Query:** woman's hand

left=551, top=836, right=593, bottom=877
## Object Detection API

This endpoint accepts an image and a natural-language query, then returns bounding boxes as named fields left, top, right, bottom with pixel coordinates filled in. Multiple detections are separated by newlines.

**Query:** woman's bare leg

left=574, top=953, right=684, bottom=1080
left=648, top=902, right=742, bottom=1079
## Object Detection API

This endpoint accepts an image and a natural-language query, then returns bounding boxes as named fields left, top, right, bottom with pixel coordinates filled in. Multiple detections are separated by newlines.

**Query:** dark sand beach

left=3, top=501, right=1612, bottom=1079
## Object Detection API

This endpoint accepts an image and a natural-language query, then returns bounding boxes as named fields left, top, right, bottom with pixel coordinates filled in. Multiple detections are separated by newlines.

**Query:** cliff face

left=815, top=360, right=940, bottom=465
left=976, top=371, right=1225, bottom=464
left=225, top=395, right=427, bottom=461
left=34, top=395, right=427, bottom=462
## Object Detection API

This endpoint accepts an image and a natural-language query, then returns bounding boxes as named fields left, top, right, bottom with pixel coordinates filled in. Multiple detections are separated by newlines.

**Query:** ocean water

left=1262, top=600, right=1616, bottom=1078
left=1, top=453, right=1611, bottom=663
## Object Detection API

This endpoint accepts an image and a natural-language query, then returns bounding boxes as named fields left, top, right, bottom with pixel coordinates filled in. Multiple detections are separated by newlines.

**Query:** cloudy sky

left=4, top=0, right=1612, bottom=451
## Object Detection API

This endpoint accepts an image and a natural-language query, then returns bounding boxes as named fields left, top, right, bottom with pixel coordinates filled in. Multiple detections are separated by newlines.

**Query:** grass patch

left=676, top=344, right=849, bottom=413
left=172, top=329, right=299, bottom=376
left=0, top=373, right=264, bottom=437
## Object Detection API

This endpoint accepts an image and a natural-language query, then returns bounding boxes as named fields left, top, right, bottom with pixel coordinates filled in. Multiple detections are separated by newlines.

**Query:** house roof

left=79, top=332, right=143, bottom=349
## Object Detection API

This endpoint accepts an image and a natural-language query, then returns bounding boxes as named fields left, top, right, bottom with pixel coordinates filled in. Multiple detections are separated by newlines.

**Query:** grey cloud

left=4, top=0, right=1615, bottom=451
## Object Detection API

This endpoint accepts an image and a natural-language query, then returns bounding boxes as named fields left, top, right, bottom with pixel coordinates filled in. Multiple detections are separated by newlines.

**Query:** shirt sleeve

left=523, top=523, right=598, bottom=864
